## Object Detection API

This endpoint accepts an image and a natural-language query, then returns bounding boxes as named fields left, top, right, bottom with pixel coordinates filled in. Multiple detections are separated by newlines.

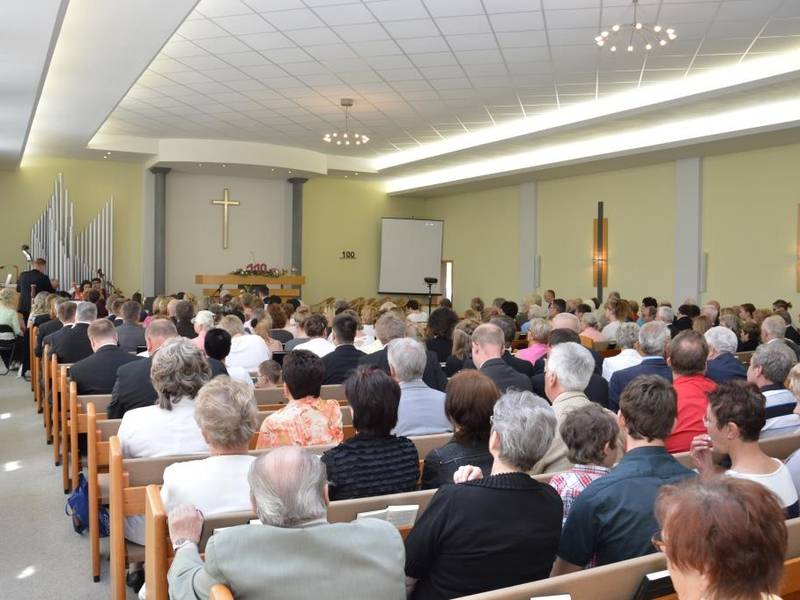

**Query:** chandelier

left=323, top=98, right=370, bottom=146
left=594, top=0, right=677, bottom=53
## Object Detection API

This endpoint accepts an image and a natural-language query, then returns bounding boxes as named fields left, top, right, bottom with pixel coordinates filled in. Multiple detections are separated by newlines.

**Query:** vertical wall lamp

left=593, top=201, right=608, bottom=302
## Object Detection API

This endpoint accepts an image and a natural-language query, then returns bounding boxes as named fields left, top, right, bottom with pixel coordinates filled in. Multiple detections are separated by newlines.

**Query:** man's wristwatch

left=172, top=538, right=197, bottom=552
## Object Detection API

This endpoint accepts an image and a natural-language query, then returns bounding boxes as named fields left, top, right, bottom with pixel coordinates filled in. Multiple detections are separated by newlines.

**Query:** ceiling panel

left=98, top=0, right=800, bottom=158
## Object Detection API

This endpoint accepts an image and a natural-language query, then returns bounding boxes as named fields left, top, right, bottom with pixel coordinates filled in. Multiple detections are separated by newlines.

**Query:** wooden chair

left=50, top=353, right=61, bottom=466
left=59, top=363, right=74, bottom=493
left=144, top=486, right=437, bottom=600
left=599, top=347, right=620, bottom=358
left=411, top=432, right=452, bottom=459
left=253, top=384, right=346, bottom=407
left=29, top=325, right=38, bottom=398
left=735, top=350, right=754, bottom=366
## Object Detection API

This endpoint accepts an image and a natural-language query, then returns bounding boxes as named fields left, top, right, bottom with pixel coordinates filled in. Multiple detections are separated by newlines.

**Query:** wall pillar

left=675, top=158, right=703, bottom=304
left=518, top=182, right=538, bottom=297
left=150, top=167, right=170, bottom=295
left=288, top=177, right=308, bottom=275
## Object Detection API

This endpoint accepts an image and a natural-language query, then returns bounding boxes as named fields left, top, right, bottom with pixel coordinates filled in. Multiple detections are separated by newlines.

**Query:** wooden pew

left=87, top=402, right=111, bottom=582
left=59, top=363, right=73, bottom=493
left=68, top=386, right=112, bottom=491
left=109, top=438, right=338, bottom=599
left=671, top=430, right=800, bottom=470
left=30, top=325, right=39, bottom=404
left=452, top=517, right=800, bottom=600
left=51, top=354, right=61, bottom=465
left=42, top=345, right=52, bottom=444
left=253, top=383, right=346, bottom=406
left=144, top=486, right=438, bottom=600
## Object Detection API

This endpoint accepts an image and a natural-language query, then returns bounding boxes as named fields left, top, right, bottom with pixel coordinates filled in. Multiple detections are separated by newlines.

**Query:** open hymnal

left=356, top=504, right=419, bottom=528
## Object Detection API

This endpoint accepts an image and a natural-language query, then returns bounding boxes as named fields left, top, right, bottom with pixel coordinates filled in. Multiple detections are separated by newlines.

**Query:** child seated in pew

left=255, top=359, right=282, bottom=389
left=549, top=404, right=619, bottom=531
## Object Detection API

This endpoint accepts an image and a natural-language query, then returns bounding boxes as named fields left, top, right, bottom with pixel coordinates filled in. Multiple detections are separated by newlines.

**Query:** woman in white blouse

left=601, top=322, right=642, bottom=381
left=120, top=337, right=212, bottom=545
left=218, top=314, right=271, bottom=372
left=160, top=375, right=257, bottom=522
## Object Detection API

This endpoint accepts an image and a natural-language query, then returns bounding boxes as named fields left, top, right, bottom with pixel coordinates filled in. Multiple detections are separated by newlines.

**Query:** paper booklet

left=356, top=504, right=420, bottom=528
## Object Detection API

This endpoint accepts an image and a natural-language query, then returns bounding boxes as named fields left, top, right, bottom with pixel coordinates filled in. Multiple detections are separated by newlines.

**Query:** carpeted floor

left=0, top=376, right=135, bottom=599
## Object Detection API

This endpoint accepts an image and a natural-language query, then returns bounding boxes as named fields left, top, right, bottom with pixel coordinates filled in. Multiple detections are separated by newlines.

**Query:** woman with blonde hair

left=253, top=313, right=283, bottom=353
left=0, top=288, right=23, bottom=372
left=144, top=295, right=169, bottom=326
left=444, top=319, right=480, bottom=377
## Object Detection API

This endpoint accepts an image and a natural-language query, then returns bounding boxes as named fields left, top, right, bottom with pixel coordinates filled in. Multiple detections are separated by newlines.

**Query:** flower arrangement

left=231, top=263, right=288, bottom=277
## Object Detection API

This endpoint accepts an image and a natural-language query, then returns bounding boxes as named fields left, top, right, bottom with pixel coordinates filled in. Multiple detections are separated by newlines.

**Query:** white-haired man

left=388, top=338, right=451, bottom=436
left=532, top=342, right=602, bottom=475
left=704, top=326, right=746, bottom=384
left=167, top=447, right=406, bottom=600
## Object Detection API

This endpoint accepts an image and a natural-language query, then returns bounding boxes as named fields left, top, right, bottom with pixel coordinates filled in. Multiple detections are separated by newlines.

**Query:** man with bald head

left=108, top=319, right=227, bottom=419
left=471, top=323, right=532, bottom=393
left=167, top=447, right=406, bottom=600
left=531, top=312, right=604, bottom=377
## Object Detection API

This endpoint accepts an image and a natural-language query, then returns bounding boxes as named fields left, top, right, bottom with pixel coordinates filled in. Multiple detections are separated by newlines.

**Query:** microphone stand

left=426, top=281, right=434, bottom=316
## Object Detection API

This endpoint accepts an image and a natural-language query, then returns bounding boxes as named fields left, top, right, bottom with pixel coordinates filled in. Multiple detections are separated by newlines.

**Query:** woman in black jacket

left=421, top=369, right=499, bottom=489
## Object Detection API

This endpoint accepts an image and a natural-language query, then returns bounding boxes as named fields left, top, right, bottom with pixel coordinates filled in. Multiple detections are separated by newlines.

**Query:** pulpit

left=195, top=274, right=305, bottom=299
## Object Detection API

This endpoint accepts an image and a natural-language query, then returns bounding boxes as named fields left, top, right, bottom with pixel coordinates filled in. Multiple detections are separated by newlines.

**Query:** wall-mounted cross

left=211, top=188, right=240, bottom=249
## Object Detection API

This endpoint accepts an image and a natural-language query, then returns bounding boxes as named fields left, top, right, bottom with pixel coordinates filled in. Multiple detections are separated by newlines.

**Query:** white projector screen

left=379, top=218, right=443, bottom=295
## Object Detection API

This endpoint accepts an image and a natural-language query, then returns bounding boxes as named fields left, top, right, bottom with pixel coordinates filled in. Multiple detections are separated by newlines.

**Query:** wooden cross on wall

left=211, top=188, right=239, bottom=249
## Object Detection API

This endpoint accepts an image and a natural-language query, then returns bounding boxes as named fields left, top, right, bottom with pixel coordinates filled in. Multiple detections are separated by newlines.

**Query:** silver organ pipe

left=29, top=174, right=114, bottom=293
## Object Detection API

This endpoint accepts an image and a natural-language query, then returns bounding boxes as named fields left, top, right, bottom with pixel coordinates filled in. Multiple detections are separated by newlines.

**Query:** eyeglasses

left=651, top=531, right=667, bottom=553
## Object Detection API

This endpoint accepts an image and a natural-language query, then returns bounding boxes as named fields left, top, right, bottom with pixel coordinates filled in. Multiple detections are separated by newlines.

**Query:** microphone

left=96, top=268, right=105, bottom=278
left=215, top=283, right=225, bottom=299
left=21, top=245, right=32, bottom=262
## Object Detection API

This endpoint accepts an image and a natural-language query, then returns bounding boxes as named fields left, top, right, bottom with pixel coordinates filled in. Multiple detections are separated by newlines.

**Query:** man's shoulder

left=117, top=356, right=149, bottom=376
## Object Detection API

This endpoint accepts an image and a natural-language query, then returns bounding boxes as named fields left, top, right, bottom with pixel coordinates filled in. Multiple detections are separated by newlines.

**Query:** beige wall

left=703, top=143, right=800, bottom=308
left=537, top=162, right=677, bottom=304
left=422, top=186, right=521, bottom=313
left=302, top=177, right=426, bottom=305
left=165, top=172, right=292, bottom=297
left=0, top=156, right=144, bottom=295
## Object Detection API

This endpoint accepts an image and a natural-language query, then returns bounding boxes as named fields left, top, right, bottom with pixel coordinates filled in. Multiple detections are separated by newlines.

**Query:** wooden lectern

left=195, top=274, right=305, bottom=299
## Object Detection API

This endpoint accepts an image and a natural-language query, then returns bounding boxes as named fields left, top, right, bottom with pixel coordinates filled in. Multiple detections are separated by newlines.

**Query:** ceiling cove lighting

left=595, top=0, right=676, bottom=53
left=323, top=98, right=370, bottom=147
left=372, top=47, right=800, bottom=171
left=384, top=98, right=800, bottom=194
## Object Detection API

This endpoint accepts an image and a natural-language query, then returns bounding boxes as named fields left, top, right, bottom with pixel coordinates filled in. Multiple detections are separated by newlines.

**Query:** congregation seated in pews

left=24, top=288, right=800, bottom=600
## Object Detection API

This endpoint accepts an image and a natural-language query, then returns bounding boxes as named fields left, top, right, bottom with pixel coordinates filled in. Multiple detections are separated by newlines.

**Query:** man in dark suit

left=52, top=301, right=96, bottom=364
left=471, top=323, right=532, bottom=393
left=36, top=298, right=71, bottom=358
left=608, top=321, right=673, bottom=412
left=529, top=327, right=610, bottom=407
left=704, top=326, right=746, bottom=385
left=16, top=258, right=55, bottom=319
left=359, top=312, right=447, bottom=391
left=69, top=319, right=140, bottom=394
left=116, top=300, right=146, bottom=353
left=108, top=319, right=227, bottom=419
left=322, top=312, right=365, bottom=385
left=106, top=297, right=125, bottom=326
left=490, top=316, right=535, bottom=377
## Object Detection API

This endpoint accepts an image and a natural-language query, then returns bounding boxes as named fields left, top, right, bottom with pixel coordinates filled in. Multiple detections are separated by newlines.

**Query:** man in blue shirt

left=608, top=321, right=673, bottom=412
left=551, top=375, right=695, bottom=575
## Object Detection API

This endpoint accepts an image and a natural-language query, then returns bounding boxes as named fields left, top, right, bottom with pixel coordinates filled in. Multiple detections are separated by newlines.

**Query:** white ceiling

left=97, top=0, right=800, bottom=158
left=0, top=0, right=66, bottom=168
left=24, top=0, right=198, bottom=161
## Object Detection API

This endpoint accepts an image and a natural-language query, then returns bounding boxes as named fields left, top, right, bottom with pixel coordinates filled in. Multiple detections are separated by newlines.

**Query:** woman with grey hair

left=117, top=337, right=211, bottom=459
left=405, top=390, right=562, bottom=599
left=160, top=376, right=258, bottom=524
left=601, top=322, right=642, bottom=382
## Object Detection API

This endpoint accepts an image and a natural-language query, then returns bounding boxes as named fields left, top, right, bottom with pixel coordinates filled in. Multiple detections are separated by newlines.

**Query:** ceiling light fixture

left=595, top=0, right=676, bottom=53
left=323, top=98, right=370, bottom=147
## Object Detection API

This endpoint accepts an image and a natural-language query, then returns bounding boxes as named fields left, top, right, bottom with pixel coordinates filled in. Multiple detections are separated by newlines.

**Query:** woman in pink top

left=579, top=313, right=608, bottom=343
left=516, top=318, right=551, bottom=365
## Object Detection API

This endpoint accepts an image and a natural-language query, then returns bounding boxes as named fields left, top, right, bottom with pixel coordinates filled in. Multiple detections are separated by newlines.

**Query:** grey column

left=288, top=177, right=308, bottom=274
left=150, top=167, right=170, bottom=295
left=674, top=158, right=703, bottom=304
left=518, top=182, right=538, bottom=296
